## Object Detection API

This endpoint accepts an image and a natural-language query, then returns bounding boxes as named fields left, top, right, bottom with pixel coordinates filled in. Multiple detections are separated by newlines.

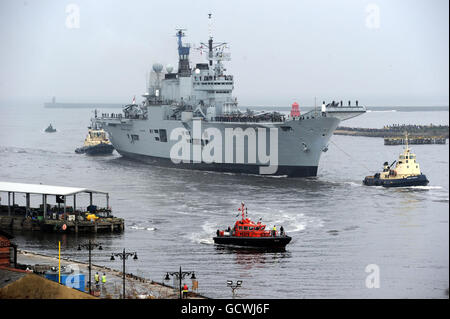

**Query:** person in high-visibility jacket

left=272, top=225, right=277, bottom=237
left=182, top=284, right=188, bottom=298
left=94, top=272, right=100, bottom=286
left=101, top=273, right=106, bottom=284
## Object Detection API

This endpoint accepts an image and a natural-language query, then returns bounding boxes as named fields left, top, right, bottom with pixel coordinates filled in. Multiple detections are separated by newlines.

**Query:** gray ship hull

left=98, top=108, right=340, bottom=177
left=118, top=149, right=318, bottom=177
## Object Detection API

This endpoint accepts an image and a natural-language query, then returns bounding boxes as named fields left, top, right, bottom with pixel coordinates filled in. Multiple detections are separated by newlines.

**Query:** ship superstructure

left=95, top=15, right=366, bottom=177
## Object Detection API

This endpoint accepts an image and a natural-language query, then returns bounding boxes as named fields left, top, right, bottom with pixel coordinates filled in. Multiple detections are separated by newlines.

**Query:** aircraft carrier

left=95, top=15, right=366, bottom=177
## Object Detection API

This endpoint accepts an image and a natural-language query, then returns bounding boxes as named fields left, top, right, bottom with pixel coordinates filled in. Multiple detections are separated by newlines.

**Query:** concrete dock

left=16, top=250, right=207, bottom=299
left=0, top=215, right=124, bottom=233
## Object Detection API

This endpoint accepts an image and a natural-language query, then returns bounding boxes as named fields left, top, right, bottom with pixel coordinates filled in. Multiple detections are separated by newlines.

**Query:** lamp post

left=164, top=266, right=196, bottom=299
left=77, top=240, right=103, bottom=294
left=110, top=249, right=138, bottom=299
left=227, top=280, right=243, bottom=299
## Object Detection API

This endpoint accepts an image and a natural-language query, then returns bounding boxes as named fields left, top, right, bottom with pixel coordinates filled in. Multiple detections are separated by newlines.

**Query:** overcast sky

left=0, top=0, right=448, bottom=106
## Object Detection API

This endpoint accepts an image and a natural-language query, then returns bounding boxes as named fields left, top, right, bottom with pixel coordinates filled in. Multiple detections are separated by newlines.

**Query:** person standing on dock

left=95, top=272, right=100, bottom=287
left=102, top=273, right=106, bottom=285
left=183, top=283, right=189, bottom=298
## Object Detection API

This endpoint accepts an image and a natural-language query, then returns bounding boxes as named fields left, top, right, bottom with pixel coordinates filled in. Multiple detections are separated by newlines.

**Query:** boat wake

left=345, top=181, right=363, bottom=187
left=370, top=185, right=444, bottom=192
left=270, top=213, right=317, bottom=233
left=402, top=185, right=442, bottom=190
left=187, top=221, right=217, bottom=245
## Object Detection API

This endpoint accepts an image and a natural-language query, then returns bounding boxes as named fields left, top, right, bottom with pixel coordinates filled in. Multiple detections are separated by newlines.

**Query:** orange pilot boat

left=213, top=203, right=292, bottom=248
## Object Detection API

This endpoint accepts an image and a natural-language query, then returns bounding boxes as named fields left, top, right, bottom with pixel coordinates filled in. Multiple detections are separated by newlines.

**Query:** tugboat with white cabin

left=75, top=119, right=114, bottom=155
left=363, top=133, right=429, bottom=187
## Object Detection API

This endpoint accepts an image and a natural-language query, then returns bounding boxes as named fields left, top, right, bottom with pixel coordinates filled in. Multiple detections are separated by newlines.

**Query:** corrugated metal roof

left=0, top=182, right=108, bottom=196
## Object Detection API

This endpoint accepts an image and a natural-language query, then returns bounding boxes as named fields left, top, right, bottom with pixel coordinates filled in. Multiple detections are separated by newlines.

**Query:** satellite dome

left=166, top=64, right=174, bottom=74
left=152, top=63, right=163, bottom=73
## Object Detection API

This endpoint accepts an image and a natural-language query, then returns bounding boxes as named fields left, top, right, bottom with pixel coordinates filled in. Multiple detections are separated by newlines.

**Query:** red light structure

left=290, top=102, right=300, bottom=117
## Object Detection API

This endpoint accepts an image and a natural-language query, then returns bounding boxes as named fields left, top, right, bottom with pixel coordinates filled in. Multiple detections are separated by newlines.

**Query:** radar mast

left=176, top=28, right=191, bottom=77
left=198, top=13, right=230, bottom=76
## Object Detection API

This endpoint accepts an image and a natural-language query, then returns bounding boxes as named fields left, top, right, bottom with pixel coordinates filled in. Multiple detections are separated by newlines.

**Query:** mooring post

left=8, top=192, right=11, bottom=216
left=12, top=192, right=15, bottom=215
left=63, top=196, right=67, bottom=220
left=25, top=193, right=30, bottom=217
left=43, top=194, right=47, bottom=220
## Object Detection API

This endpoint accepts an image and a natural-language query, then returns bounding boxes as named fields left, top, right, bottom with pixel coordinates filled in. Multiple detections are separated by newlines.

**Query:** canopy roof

left=0, top=181, right=108, bottom=196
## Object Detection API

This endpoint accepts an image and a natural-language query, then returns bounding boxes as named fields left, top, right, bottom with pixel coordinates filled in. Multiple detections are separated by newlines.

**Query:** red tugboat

left=213, top=203, right=292, bottom=248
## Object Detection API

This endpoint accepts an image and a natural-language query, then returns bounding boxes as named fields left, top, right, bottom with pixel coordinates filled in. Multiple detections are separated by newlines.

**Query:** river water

left=0, top=104, right=448, bottom=298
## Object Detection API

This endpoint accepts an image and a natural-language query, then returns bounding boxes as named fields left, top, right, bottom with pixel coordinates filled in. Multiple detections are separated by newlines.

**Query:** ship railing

left=326, top=106, right=366, bottom=112
left=290, top=109, right=323, bottom=121
left=212, top=115, right=285, bottom=123
left=101, top=113, right=147, bottom=120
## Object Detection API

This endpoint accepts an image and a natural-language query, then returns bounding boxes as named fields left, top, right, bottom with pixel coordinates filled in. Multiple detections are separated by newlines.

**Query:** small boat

left=75, top=122, right=114, bottom=155
left=213, top=203, right=292, bottom=249
left=363, top=133, right=429, bottom=187
left=45, top=124, right=56, bottom=133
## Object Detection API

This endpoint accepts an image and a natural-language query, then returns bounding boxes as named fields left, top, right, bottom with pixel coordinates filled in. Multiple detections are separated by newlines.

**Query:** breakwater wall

left=334, top=124, right=449, bottom=142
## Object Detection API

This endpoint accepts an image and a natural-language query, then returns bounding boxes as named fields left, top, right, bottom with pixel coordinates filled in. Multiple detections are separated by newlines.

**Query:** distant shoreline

left=44, top=102, right=125, bottom=109
left=335, top=125, right=449, bottom=139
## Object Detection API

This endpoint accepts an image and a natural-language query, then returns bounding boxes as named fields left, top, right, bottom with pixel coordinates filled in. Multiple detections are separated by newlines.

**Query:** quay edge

left=0, top=216, right=124, bottom=233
